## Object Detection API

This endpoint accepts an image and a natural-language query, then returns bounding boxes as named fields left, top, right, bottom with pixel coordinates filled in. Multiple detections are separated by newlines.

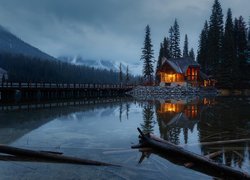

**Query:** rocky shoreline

left=126, top=86, right=218, bottom=100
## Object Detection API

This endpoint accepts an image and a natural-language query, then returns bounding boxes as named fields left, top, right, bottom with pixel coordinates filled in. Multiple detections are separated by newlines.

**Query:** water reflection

left=0, top=97, right=133, bottom=144
left=141, top=103, right=155, bottom=134
left=197, top=97, right=250, bottom=170
left=154, top=96, right=250, bottom=173
left=0, top=96, right=249, bottom=179
left=155, top=97, right=203, bottom=144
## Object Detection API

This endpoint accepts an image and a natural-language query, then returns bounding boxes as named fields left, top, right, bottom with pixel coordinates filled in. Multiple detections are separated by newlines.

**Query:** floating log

left=0, top=144, right=119, bottom=167
left=132, top=128, right=250, bottom=180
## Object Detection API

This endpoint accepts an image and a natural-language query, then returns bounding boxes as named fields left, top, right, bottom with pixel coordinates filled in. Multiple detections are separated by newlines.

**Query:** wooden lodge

left=156, top=57, right=215, bottom=87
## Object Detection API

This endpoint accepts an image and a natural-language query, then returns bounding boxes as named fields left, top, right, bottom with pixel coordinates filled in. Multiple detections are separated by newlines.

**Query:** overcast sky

left=0, top=0, right=249, bottom=64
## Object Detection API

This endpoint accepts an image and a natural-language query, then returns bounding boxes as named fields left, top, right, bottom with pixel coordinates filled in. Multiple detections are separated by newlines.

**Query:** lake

left=0, top=96, right=249, bottom=179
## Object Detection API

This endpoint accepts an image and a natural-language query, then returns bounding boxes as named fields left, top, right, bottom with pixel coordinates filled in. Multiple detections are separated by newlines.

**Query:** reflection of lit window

left=203, top=98, right=210, bottom=105
left=185, top=105, right=198, bottom=119
left=192, top=68, right=195, bottom=76
left=164, top=103, right=176, bottom=112
left=159, top=103, right=182, bottom=113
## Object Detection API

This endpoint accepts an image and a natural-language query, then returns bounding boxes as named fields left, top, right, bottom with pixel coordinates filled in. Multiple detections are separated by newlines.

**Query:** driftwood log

left=0, top=144, right=119, bottom=167
left=132, top=128, right=250, bottom=180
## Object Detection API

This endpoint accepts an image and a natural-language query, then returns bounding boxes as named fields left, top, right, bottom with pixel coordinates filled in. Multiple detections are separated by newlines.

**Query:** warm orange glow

left=203, top=98, right=210, bottom=105
left=204, top=80, right=215, bottom=87
left=186, top=67, right=198, bottom=82
left=158, top=103, right=183, bottom=113
left=160, top=73, right=184, bottom=83
left=184, top=105, right=198, bottom=119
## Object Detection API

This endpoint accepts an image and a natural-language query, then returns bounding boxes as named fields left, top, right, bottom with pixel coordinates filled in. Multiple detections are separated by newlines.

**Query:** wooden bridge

left=0, top=82, right=133, bottom=101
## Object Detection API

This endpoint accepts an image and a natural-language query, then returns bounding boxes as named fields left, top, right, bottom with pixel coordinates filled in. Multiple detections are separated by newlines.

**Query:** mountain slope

left=0, top=25, right=55, bottom=60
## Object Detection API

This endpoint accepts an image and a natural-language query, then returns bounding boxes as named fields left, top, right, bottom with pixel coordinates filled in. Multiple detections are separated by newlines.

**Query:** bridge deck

left=0, top=82, right=133, bottom=100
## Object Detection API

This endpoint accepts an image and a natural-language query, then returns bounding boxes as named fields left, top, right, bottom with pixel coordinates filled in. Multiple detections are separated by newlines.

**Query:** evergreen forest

left=0, top=53, right=139, bottom=84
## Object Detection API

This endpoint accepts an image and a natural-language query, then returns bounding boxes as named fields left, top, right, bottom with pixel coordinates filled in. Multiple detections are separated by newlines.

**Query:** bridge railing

left=0, top=82, right=133, bottom=89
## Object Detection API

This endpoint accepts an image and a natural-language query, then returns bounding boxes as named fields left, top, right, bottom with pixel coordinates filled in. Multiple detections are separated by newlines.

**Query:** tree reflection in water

left=197, top=97, right=250, bottom=169
left=155, top=97, right=202, bottom=145
left=154, top=96, right=250, bottom=171
left=141, top=103, right=155, bottom=134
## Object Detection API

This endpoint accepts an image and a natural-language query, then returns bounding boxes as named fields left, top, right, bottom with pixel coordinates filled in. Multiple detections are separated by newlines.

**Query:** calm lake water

left=0, top=96, right=249, bottom=179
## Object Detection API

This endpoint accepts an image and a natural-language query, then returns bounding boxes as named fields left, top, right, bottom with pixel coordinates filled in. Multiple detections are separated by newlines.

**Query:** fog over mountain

left=0, top=25, right=141, bottom=75
left=58, top=56, right=142, bottom=75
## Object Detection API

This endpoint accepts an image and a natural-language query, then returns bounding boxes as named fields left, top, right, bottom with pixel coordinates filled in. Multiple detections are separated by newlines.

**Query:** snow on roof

left=167, top=60, right=183, bottom=73
left=161, top=57, right=199, bottom=74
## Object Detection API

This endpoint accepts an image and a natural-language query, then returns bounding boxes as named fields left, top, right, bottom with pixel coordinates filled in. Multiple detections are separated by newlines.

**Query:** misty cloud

left=0, top=0, right=249, bottom=64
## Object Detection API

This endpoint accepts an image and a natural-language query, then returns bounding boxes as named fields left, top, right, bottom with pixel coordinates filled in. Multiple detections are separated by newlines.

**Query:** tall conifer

left=234, top=16, right=248, bottom=83
left=247, top=19, right=250, bottom=62
left=197, top=21, right=209, bottom=72
left=125, top=65, right=130, bottom=85
left=207, top=0, right=224, bottom=76
left=220, top=8, right=235, bottom=88
left=183, top=34, right=189, bottom=58
left=189, top=48, right=195, bottom=61
left=172, top=19, right=181, bottom=58
left=163, top=37, right=171, bottom=59
left=119, top=63, right=123, bottom=84
left=169, top=26, right=174, bottom=58
left=141, top=25, right=154, bottom=84
left=155, top=43, right=164, bottom=84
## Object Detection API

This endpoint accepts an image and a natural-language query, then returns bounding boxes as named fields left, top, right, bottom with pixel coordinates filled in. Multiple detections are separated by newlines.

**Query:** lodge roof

left=161, top=57, right=199, bottom=74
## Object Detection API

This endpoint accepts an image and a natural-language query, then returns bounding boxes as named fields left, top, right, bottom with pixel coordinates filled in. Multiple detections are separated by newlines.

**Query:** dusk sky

left=0, top=0, right=249, bottom=65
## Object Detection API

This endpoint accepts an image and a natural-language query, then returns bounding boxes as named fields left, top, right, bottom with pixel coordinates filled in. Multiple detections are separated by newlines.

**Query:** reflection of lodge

left=156, top=97, right=250, bottom=171
left=156, top=99, right=203, bottom=145
left=158, top=101, right=199, bottom=120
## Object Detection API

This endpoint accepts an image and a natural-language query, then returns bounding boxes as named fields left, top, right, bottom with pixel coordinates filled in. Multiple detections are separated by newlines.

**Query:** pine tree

left=220, top=8, right=235, bottom=88
left=141, top=104, right=154, bottom=134
left=237, top=16, right=248, bottom=64
left=172, top=19, right=181, bottom=58
left=246, top=19, right=250, bottom=82
left=163, top=37, right=171, bottom=59
left=119, top=63, right=123, bottom=84
left=183, top=34, right=189, bottom=58
left=155, top=43, right=164, bottom=84
left=189, top=48, right=195, bottom=61
left=141, top=25, right=154, bottom=84
left=197, top=21, right=209, bottom=72
left=207, top=0, right=224, bottom=76
left=247, top=18, right=250, bottom=62
left=169, top=26, right=174, bottom=58
left=155, top=36, right=170, bottom=84
left=125, top=65, right=130, bottom=85
left=234, top=16, right=248, bottom=84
